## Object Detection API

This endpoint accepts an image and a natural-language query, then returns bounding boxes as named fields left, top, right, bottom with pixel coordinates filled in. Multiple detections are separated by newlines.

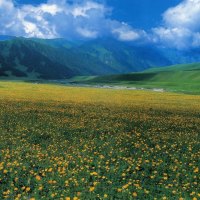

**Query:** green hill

left=0, top=38, right=116, bottom=79
left=76, top=38, right=172, bottom=72
left=0, top=37, right=174, bottom=80
left=1, top=36, right=200, bottom=82
left=75, top=63, right=200, bottom=94
left=0, top=38, right=76, bottom=79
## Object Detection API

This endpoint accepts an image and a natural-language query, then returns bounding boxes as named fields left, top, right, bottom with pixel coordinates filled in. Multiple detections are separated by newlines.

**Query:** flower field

left=0, top=81, right=199, bottom=200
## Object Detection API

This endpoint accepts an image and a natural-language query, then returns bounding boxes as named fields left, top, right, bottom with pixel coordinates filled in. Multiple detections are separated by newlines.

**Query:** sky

left=15, top=0, right=182, bottom=30
left=0, top=0, right=200, bottom=49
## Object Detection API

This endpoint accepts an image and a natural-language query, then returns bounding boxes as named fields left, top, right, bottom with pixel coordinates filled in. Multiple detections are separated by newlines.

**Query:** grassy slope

left=0, top=38, right=118, bottom=79
left=77, top=39, right=172, bottom=73
left=74, top=63, right=200, bottom=94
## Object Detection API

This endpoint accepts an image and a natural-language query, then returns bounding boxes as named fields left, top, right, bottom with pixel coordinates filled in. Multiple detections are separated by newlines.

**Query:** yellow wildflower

left=35, top=175, right=41, bottom=181
left=89, top=187, right=95, bottom=192
left=132, top=192, right=137, bottom=197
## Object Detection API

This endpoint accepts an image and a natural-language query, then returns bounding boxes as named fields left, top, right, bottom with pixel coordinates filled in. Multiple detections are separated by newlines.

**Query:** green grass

left=72, top=63, right=200, bottom=94
left=0, top=81, right=199, bottom=199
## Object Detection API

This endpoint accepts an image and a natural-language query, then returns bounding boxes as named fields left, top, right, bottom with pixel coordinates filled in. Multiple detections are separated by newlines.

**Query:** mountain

left=74, top=38, right=172, bottom=73
left=31, top=38, right=80, bottom=49
left=0, top=38, right=117, bottom=79
left=158, top=47, right=200, bottom=65
left=0, top=38, right=75, bottom=79
left=0, top=37, right=173, bottom=79
left=1, top=36, right=200, bottom=80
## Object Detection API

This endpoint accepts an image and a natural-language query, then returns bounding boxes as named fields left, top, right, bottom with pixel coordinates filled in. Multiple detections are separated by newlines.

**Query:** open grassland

left=0, top=81, right=199, bottom=200
left=74, top=63, right=200, bottom=94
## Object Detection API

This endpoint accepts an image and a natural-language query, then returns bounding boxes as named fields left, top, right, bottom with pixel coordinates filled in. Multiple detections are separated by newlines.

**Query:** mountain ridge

left=0, top=36, right=200, bottom=80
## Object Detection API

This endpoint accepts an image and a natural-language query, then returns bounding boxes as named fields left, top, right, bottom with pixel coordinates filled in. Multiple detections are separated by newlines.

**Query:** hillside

left=1, top=36, right=200, bottom=80
left=0, top=39, right=75, bottom=79
left=75, top=38, right=172, bottom=72
left=75, top=63, right=200, bottom=93
left=0, top=37, right=174, bottom=80
left=0, top=38, right=116, bottom=79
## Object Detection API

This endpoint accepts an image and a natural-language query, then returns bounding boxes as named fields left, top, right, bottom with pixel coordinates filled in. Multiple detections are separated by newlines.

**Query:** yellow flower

left=89, top=187, right=95, bottom=192
left=48, top=168, right=53, bottom=172
left=51, top=194, right=56, bottom=197
left=3, top=190, right=10, bottom=195
left=93, top=181, right=98, bottom=186
left=25, top=187, right=31, bottom=192
left=104, top=194, right=108, bottom=198
left=163, top=176, right=168, bottom=180
left=65, top=197, right=70, bottom=200
left=193, top=198, right=197, bottom=200
left=117, top=188, right=122, bottom=192
left=21, top=186, right=25, bottom=190
left=30, top=198, right=35, bottom=200
left=144, top=189, right=149, bottom=194
left=38, top=186, right=43, bottom=191
left=90, top=172, right=98, bottom=176
left=194, top=167, right=199, bottom=173
left=35, top=175, right=41, bottom=181
left=122, top=173, right=126, bottom=177
left=190, top=192, right=195, bottom=196
left=132, top=192, right=137, bottom=197
left=122, top=184, right=129, bottom=189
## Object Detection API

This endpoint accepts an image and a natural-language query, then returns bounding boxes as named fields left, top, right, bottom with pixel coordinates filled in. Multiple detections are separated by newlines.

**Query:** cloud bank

left=0, top=0, right=144, bottom=41
left=0, top=0, right=200, bottom=49
left=153, top=0, right=200, bottom=49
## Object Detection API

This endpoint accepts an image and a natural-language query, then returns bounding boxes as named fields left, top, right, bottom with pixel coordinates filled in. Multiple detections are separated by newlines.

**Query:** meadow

left=73, top=63, right=200, bottom=94
left=0, top=81, right=199, bottom=200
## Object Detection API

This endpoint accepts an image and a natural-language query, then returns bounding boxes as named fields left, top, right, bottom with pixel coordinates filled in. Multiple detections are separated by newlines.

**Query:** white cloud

left=39, top=4, right=62, bottom=15
left=71, top=1, right=105, bottom=18
left=0, top=0, right=144, bottom=41
left=164, top=0, right=200, bottom=31
left=153, top=27, right=192, bottom=49
left=76, top=27, right=98, bottom=38
left=1, top=0, right=200, bottom=49
left=112, top=24, right=141, bottom=41
left=154, top=0, right=200, bottom=49
left=0, top=0, right=21, bottom=35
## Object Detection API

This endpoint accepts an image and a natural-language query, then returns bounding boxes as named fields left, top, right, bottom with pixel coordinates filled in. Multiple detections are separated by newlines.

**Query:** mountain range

left=0, top=36, right=200, bottom=79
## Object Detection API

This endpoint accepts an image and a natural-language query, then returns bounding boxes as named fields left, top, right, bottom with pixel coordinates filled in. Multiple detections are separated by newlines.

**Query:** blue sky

left=102, top=0, right=182, bottom=30
left=15, top=0, right=182, bottom=30
left=1, top=0, right=200, bottom=49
